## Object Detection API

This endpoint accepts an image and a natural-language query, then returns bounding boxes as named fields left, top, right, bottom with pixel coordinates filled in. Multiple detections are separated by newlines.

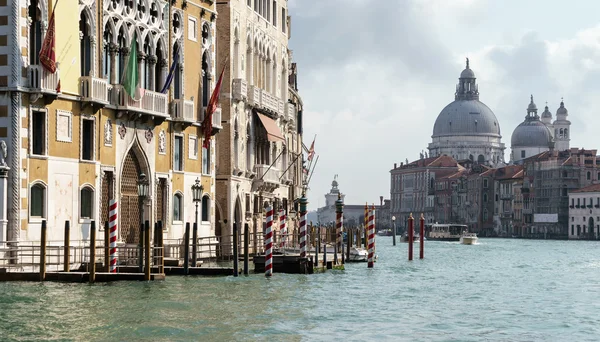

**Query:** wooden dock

left=253, top=254, right=344, bottom=274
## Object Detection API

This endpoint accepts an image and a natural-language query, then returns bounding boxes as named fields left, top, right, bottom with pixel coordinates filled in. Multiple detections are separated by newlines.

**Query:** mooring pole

left=104, top=221, right=109, bottom=272
left=299, top=192, right=309, bottom=259
left=89, top=221, right=96, bottom=283
left=408, top=213, right=414, bottom=261
left=40, top=220, right=47, bottom=281
left=158, top=221, right=164, bottom=274
left=233, top=222, right=239, bottom=277
left=192, top=222, right=198, bottom=267
left=63, top=220, right=70, bottom=272
left=420, top=213, right=425, bottom=259
left=243, top=223, right=249, bottom=275
left=144, top=220, right=151, bottom=280
left=335, top=193, right=344, bottom=265
left=138, top=223, right=144, bottom=273
left=183, top=222, right=190, bottom=275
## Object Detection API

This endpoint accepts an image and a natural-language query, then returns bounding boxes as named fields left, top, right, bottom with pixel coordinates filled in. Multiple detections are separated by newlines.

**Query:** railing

left=171, top=99, right=195, bottom=121
left=248, top=85, right=262, bottom=107
left=254, top=164, right=280, bottom=184
left=212, top=107, right=222, bottom=130
left=111, top=84, right=169, bottom=118
left=79, top=76, right=109, bottom=105
left=232, top=79, right=248, bottom=101
left=28, top=64, right=59, bottom=93
left=261, top=92, right=278, bottom=112
left=285, top=102, right=296, bottom=121
left=279, top=100, right=285, bottom=116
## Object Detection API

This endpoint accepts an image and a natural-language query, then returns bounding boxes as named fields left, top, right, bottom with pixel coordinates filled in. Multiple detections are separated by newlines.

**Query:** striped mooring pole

left=364, top=203, right=369, bottom=249
left=335, top=193, right=344, bottom=264
left=265, top=204, right=274, bottom=277
left=279, top=209, right=287, bottom=249
left=108, top=199, right=118, bottom=273
left=367, top=205, right=375, bottom=268
left=299, top=192, right=308, bottom=258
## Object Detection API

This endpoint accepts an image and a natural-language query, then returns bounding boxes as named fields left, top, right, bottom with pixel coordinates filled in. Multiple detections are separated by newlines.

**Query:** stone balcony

left=253, top=164, right=280, bottom=192
left=261, top=91, right=278, bottom=113
left=79, top=76, right=109, bottom=107
left=111, top=85, right=169, bottom=122
left=232, top=79, right=247, bottom=101
left=248, top=85, right=261, bottom=107
left=27, top=64, right=59, bottom=97
left=211, top=107, right=222, bottom=134
left=171, top=99, right=195, bottom=124
left=285, top=102, right=296, bottom=122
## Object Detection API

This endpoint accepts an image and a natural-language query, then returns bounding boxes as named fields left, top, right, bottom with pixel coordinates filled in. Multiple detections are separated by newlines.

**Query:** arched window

left=201, top=195, right=210, bottom=221
left=202, top=50, right=210, bottom=107
left=30, top=183, right=46, bottom=218
left=117, top=28, right=127, bottom=81
left=143, top=36, right=151, bottom=90
left=79, top=11, right=92, bottom=76
left=173, top=42, right=182, bottom=99
left=246, top=124, right=252, bottom=171
left=477, top=155, right=485, bottom=164
left=234, top=118, right=239, bottom=169
left=587, top=171, right=591, bottom=180
left=28, top=0, right=42, bottom=65
left=155, top=40, right=165, bottom=91
left=80, top=186, right=94, bottom=219
left=103, top=25, right=113, bottom=83
left=173, top=193, right=183, bottom=222
left=564, top=129, right=568, bottom=139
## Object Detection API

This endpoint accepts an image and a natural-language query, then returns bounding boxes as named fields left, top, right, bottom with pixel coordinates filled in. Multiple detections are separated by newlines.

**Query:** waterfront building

left=214, top=0, right=303, bottom=245
left=428, top=59, right=505, bottom=167
left=489, top=165, right=523, bottom=236
left=0, top=0, right=221, bottom=245
left=568, top=184, right=600, bottom=240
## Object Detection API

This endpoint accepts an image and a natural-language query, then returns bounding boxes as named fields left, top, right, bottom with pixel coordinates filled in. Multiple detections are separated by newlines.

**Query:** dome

left=460, top=68, right=475, bottom=79
left=511, top=120, right=553, bottom=147
left=557, top=100, right=568, bottom=115
left=541, top=105, right=552, bottom=119
left=433, top=100, right=501, bottom=137
left=527, top=95, right=537, bottom=111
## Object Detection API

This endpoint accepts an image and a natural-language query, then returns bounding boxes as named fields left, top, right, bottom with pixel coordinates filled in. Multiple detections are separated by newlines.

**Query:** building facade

left=215, top=0, right=303, bottom=245
left=1, top=0, right=223, bottom=245
left=568, top=184, right=600, bottom=240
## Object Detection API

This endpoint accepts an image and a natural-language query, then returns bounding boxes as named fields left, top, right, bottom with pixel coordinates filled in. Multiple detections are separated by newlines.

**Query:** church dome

left=557, top=100, right=568, bottom=115
left=541, top=105, right=552, bottom=119
left=511, top=120, right=553, bottom=147
left=460, top=68, right=475, bottom=79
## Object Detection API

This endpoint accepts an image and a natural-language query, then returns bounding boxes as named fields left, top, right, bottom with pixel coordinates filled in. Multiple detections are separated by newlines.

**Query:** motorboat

left=460, top=232, right=478, bottom=245
left=399, top=233, right=425, bottom=243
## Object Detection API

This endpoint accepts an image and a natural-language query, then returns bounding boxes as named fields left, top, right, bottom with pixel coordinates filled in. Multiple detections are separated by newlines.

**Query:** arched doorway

left=120, top=149, right=143, bottom=244
left=589, top=217, right=595, bottom=240
left=233, top=197, right=242, bottom=255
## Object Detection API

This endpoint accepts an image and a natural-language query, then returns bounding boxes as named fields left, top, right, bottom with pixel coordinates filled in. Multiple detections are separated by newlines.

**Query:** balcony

left=253, top=164, right=280, bottom=192
left=111, top=85, right=169, bottom=122
left=232, top=79, right=247, bottom=101
left=278, top=100, right=285, bottom=117
left=285, top=102, right=296, bottom=122
left=211, top=107, right=222, bottom=134
left=171, top=99, right=195, bottom=125
left=248, top=85, right=261, bottom=107
left=28, top=64, right=59, bottom=98
left=79, top=76, right=109, bottom=107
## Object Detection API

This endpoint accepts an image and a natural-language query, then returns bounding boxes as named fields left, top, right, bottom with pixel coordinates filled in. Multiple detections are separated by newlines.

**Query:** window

left=188, top=135, right=198, bottom=159
left=202, top=144, right=210, bottom=174
left=483, top=179, right=488, bottom=188
left=281, top=8, right=286, bottom=33
left=273, top=1, right=277, bottom=26
left=248, top=0, right=252, bottom=7
left=188, top=16, right=197, bottom=41
left=201, top=195, right=210, bottom=221
left=173, top=43, right=182, bottom=99
left=483, top=193, right=488, bottom=203
left=79, top=12, right=92, bottom=76
left=246, top=194, right=251, bottom=213
left=82, top=118, right=94, bottom=161
left=28, top=0, right=42, bottom=65
left=103, top=25, right=113, bottom=83
left=30, top=183, right=45, bottom=218
left=80, top=187, right=93, bottom=219
left=173, top=193, right=183, bottom=222
left=587, top=171, right=591, bottom=180
left=174, top=135, right=183, bottom=171
left=572, top=225, right=574, bottom=236
left=521, top=150, right=525, bottom=158
left=32, top=110, right=46, bottom=155
left=483, top=209, right=488, bottom=221
left=202, top=51, right=210, bottom=107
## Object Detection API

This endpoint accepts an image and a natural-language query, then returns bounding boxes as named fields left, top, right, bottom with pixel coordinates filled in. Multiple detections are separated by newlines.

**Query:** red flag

left=307, top=139, right=315, bottom=161
left=201, top=64, right=225, bottom=149
left=39, top=7, right=57, bottom=73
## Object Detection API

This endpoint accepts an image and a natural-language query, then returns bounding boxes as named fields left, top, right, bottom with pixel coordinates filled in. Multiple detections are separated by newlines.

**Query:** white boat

left=460, top=232, right=478, bottom=245
left=426, top=223, right=466, bottom=242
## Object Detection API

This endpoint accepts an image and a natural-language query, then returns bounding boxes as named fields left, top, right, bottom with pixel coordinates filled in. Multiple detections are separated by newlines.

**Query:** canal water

left=1, top=238, right=600, bottom=341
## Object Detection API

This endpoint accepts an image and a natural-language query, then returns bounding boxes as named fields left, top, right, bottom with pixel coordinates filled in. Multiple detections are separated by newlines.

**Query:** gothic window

left=201, top=195, right=210, bottom=221
left=202, top=51, right=210, bottom=107
left=149, top=1, right=159, bottom=26
left=28, top=0, right=42, bottom=65
left=155, top=40, right=165, bottom=91
left=30, top=183, right=46, bottom=218
left=234, top=119, right=239, bottom=169
left=173, top=192, right=183, bottom=222
left=202, top=144, right=210, bottom=174
left=117, top=28, right=128, bottom=81
left=103, top=26, right=113, bottom=83
left=79, top=11, right=92, bottom=77
left=80, top=186, right=94, bottom=219
left=143, top=36, right=152, bottom=89
left=173, top=42, right=182, bottom=99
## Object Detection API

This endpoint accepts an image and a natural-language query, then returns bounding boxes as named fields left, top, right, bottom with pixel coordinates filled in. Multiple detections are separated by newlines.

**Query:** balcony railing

left=248, top=85, right=261, bottom=107
left=171, top=99, right=195, bottom=122
left=232, top=79, right=247, bottom=101
left=28, top=64, right=59, bottom=94
left=261, top=92, right=278, bottom=112
left=278, top=100, right=285, bottom=116
left=285, top=103, right=296, bottom=121
left=254, top=164, right=280, bottom=184
left=212, top=107, right=222, bottom=131
left=79, top=76, right=109, bottom=105
left=111, top=85, right=169, bottom=118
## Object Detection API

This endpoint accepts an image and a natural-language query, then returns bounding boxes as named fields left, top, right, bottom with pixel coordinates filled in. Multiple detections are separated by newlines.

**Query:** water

left=1, top=238, right=600, bottom=341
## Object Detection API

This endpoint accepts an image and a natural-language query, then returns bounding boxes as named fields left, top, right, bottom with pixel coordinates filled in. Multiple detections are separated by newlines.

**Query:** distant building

left=568, top=184, right=600, bottom=240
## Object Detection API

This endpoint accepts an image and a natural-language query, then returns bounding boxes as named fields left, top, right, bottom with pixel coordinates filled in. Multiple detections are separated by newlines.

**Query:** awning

left=256, top=112, right=285, bottom=142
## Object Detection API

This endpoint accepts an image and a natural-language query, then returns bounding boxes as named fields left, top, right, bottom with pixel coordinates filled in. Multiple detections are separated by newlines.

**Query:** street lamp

left=191, top=177, right=203, bottom=267
left=137, top=173, right=149, bottom=272
left=392, top=215, right=397, bottom=246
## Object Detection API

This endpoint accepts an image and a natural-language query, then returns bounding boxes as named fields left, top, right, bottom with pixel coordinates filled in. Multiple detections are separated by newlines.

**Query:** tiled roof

left=572, top=184, right=600, bottom=193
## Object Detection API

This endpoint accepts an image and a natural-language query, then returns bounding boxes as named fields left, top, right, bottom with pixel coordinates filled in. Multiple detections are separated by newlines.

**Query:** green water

left=1, top=238, right=599, bottom=341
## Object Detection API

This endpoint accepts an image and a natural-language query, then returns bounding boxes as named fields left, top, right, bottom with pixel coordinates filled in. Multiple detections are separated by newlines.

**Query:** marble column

left=147, top=55, right=157, bottom=92
left=0, top=165, right=10, bottom=249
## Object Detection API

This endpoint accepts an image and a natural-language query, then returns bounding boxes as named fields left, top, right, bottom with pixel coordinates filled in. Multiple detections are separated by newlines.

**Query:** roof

left=393, top=155, right=459, bottom=171
left=511, top=120, right=553, bottom=147
left=572, top=184, right=600, bottom=193
left=432, top=100, right=501, bottom=138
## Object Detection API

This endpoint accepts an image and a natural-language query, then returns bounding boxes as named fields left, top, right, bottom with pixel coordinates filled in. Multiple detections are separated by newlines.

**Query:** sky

left=286, top=0, right=600, bottom=210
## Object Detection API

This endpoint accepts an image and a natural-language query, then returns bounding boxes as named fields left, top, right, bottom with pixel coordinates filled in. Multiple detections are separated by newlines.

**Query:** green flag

left=122, top=31, right=144, bottom=100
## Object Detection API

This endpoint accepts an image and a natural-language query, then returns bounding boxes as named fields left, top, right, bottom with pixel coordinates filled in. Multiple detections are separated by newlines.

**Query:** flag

left=307, top=138, right=315, bottom=161
left=122, top=31, right=145, bottom=101
left=39, top=0, right=60, bottom=91
left=201, top=63, right=225, bottom=149
left=160, top=44, right=180, bottom=94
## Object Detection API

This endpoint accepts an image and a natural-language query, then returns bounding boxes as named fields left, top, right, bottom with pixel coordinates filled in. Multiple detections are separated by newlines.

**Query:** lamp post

left=137, top=173, right=149, bottom=272
left=191, top=178, right=203, bottom=267
left=392, top=215, right=397, bottom=246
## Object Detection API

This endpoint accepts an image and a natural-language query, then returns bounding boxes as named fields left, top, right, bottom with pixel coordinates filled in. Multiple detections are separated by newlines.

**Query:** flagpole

left=306, top=155, right=319, bottom=187
left=279, top=151, right=302, bottom=181
left=259, top=146, right=285, bottom=182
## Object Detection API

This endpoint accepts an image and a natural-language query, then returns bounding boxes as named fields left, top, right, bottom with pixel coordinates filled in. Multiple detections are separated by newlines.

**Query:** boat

left=377, top=229, right=393, bottom=236
left=460, top=232, right=478, bottom=245
left=426, top=223, right=466, bottom=242
left=399, top=233, right=425, bottom=243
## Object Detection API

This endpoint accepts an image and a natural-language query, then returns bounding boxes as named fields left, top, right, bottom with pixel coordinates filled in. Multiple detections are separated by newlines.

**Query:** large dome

left=511, top=120, right=553, bottom=147
left=433, top=100, right=501, bottom=137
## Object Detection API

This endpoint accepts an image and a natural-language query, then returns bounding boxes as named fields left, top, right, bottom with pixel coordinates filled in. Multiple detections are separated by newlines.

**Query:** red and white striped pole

left=108, top=199, right=118, bottom=273
left=367, top=206, right=375, bottom=268
left=299, top=193, right=308, bottom=258
left=265, top=204, right=274, bottom=277
left=279, top=209, right=287, bottom=249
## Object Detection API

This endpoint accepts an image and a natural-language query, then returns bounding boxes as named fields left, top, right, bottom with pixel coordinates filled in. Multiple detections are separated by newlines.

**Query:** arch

left=202, top=50, right=210, bottom=107
left=30, top=180, right=47, bottom=218
left=80, top=184, right=95, bottom=219
left=477, top=154, right=485, bottom=163
left=173, top=191, right=184, bottom=222
left=201, top=194, right=211, bottom=222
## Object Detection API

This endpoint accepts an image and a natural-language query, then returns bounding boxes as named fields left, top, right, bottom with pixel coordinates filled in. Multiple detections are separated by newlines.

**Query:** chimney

left=394, top=163, right=397, bottom=169
left=380, top=196, right=383, bottom=207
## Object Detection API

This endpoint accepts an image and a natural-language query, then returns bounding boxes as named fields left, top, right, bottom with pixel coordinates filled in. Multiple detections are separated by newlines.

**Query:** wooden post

left=314, top=225, right=319, bottom=268
left=138, top=223, right=144, bottom=273
left=243, top=223, right=249, bottom=275
left=63, top=220, right=70, bottom=272
left=89, top=221, right=96, bottom=283
left=408, top=213, right=414, bottom=261
left=183, top=222, right=190, bottom=275
left=104, top=221, right=109, bottom=272
left=233, top=222, right=239, bottom=277
left=323, top=226, right=327, bottom=271
left=346, top=228, right=351, bottom=262
left=158, top=221, right=164, bottom=274
left=40, top=220, right=47, bottom=281
left=144, top=220, right=150, bottom=281
left=192, top=222, right=198, bottom=267
left=420, top=214, right=425, bottom=259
